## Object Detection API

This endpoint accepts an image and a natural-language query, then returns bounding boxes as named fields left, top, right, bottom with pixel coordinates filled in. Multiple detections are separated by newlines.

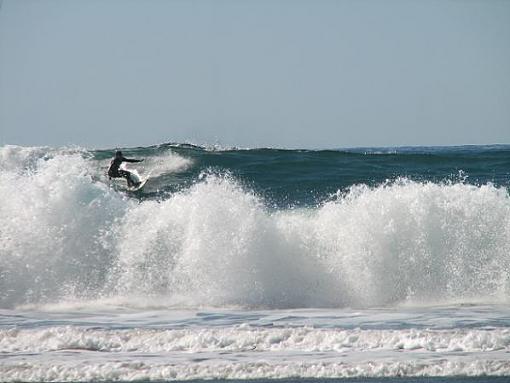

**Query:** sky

left=0, top=0, right=509, bottom=149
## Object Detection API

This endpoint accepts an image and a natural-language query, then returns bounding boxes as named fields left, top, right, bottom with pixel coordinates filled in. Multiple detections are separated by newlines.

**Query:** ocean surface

left=1, top=143, right=510, bottom=382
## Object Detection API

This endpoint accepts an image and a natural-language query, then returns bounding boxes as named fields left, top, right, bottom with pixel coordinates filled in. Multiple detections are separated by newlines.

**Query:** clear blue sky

left=1, top=0, right=509, bottom=149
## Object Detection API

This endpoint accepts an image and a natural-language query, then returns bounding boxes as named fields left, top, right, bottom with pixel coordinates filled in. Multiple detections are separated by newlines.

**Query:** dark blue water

left=94, top=143, right=510, bottom=207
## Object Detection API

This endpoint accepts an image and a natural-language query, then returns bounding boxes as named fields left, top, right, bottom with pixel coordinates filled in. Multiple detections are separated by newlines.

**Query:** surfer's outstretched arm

left=122, top=158, right=144, bottom=163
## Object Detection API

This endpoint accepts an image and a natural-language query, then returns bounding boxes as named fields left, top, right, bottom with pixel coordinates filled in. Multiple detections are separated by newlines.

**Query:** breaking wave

left=1, top=145, right=510, bottom=309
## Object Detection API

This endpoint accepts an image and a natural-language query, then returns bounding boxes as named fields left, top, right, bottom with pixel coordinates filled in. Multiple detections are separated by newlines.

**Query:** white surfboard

left=126, top=169, right=153, bottom=191
left=127, top=176, right=149, bottom=191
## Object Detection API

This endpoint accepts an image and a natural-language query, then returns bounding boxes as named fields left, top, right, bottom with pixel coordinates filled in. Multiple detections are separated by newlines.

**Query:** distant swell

left=1, top=145, right=510, bottom=309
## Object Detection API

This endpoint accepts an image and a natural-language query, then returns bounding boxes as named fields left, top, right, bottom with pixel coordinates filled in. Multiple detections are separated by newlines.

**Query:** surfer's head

left=115, top=151, right=122, bottom=158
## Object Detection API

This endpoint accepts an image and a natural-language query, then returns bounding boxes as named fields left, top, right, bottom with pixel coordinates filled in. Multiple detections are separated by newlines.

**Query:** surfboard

left=128, top=177, right=149, bottom=191
left=126, top=169, right=153, bottom=192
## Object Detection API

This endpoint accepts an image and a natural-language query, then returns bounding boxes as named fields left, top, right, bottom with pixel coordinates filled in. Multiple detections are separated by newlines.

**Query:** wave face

left=1, top=144, right=510, bottom=309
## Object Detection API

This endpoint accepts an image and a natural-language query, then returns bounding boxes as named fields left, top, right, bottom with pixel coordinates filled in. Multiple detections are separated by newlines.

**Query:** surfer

left=108, top=151, right=144, bottom=187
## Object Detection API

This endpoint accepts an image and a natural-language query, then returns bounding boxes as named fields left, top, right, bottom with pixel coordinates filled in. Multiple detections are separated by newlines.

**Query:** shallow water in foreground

left=1, top=305, right=510, bottom=381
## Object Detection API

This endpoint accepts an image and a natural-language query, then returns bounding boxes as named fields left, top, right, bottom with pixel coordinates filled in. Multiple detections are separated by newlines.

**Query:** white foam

left=143, top=151, right=193, bottom=177
left=0, top=147, right=130, bottom=307
left=2, top=326, right=510, bottom=353
left=2, top=325, right=510, bottom=380
left=0, top=145, right=87, bottom=173
left=1, top=357, right=510, bottom=381
left=111, top=176, right=510, bottom=308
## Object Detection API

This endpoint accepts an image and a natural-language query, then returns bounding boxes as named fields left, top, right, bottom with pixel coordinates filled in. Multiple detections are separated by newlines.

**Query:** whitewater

left=1, top=143, right=510, bottom=382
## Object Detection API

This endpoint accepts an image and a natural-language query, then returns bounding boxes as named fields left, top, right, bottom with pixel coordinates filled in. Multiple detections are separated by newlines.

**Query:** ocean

left=1, top=143, right=510, bottom=382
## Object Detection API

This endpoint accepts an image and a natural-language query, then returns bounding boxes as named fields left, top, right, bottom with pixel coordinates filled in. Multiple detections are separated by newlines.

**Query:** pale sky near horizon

left=0, top=0, right=509, bottom=149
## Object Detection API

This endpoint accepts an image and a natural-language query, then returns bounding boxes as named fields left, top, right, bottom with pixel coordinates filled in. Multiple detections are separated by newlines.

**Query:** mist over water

left=1, top=143, right=509, bottom=310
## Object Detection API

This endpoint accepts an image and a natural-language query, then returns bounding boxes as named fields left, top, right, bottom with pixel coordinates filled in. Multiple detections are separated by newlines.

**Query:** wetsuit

left=108, top=156, right=143, bottom=186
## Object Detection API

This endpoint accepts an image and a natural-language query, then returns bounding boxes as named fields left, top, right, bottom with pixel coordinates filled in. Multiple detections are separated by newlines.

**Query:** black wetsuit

left=108, top=156, right=143, bottom=186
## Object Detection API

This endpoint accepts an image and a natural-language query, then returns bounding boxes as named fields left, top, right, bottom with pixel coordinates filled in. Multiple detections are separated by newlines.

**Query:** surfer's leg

left=118, top=170, right=134, bottom=187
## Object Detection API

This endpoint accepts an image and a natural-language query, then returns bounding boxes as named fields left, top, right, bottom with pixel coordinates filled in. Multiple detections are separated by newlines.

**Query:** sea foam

left=2, top=326, right=510, bottom=353
left=2, top=356, right=510, bottom=381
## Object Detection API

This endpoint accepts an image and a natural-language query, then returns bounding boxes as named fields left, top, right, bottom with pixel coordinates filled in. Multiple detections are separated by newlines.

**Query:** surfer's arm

left=122, top=158, right=144, bottom=163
